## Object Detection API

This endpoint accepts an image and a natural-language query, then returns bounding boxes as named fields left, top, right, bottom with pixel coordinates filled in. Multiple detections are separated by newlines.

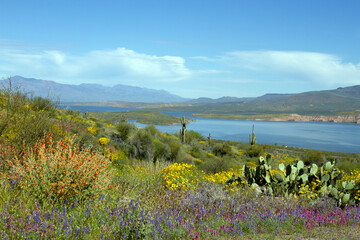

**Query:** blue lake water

left=66, top=105, right=360, bottom=153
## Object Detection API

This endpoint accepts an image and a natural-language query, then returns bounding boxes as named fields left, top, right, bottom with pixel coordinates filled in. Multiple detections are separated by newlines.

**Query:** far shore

left=192, top=113, right=360, bottom=124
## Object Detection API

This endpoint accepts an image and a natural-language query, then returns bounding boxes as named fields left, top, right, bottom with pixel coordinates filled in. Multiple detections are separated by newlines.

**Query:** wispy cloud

left=222, top=51, right=360, bottom=86
left=0, top=47, right=192, bottom=86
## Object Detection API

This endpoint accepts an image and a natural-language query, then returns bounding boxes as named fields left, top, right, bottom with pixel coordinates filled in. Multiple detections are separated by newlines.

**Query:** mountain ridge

left=1, top=76, right=188, bottom=103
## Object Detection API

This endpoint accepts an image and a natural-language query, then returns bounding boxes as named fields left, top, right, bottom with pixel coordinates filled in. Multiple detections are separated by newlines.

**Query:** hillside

left=1, top=85, right=360, bottom=239
left=143, top=85, right=360, bottom=115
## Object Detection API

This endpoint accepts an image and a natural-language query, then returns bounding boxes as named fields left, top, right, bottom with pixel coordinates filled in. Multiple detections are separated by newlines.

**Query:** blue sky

left=1, top=0, right=360, bottom=98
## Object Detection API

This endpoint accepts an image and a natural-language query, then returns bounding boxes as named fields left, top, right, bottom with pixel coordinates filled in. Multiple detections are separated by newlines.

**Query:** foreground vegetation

left=1, top=80, right=360, bottom=239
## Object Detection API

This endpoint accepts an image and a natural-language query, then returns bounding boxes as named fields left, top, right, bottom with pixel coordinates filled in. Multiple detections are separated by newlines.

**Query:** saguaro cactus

left=249, top=124, right=256, bottom=145
left=208, top=132, right=212, bottom=144
left=180, top=116, right=187, bottom=144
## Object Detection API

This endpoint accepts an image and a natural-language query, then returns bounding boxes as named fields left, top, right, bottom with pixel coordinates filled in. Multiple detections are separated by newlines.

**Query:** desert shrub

left=164, top=136, right=182, bottom=162
left=337, top=159, right=360, bottom=171
left=111, top=149, right=131, bottom=171
left=5, top=114, right=64, bottom=155
left=245, top=145, right=264, bottom=158
left=186, top=130, right=206, bottom=144
left=309, top=195, right=338, bottom=212
left=213, top=143, right=232, bottom=156
left=3, top=134, right=112, bottom=204
left=128, top=128, right=154, bottom=160
left=199, top=155, right=235, bottom=174
left=185, top=181, right=229, bottom=207
left=73, top=130, right=96, bottom=150
left=116, top=121, right=135, bottom=142
left=190, top=143, right=204, bottom=159
left=153, top=138, right=171, bottom=162
left=30, top=96, right=56, bottom=113
left=175, top=148, right=194, bottom=164
left=144, top=125, right=159, bottom=138
left=302, top=150, right=324, bottom=166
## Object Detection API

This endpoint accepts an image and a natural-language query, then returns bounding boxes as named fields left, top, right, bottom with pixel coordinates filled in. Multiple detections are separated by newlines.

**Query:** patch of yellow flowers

left=87, top=124, right=98, bottom=135
left=98, top=137, right=110, bottom=146
left=160, top=163, right=244, bottom=191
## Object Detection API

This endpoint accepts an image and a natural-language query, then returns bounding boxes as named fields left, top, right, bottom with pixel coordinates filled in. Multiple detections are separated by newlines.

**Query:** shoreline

left=192, top=113, right=360, bottom=124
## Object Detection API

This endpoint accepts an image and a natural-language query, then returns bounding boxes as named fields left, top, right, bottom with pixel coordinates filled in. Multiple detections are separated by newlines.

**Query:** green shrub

left=199, top=155, right=235, bottom=174
left=190, top=143, right=204, bottom=159
left=245, top=145, right=264, bottom=158
left=116, top=121, right=135, bottom=142
left=213, top=143, right=232, bottom=156
left=128, top=128, right=154, bottom=160
left=175, top=148, right=194, bottom=164
left=144, top=125, right=159, bottom=138
left=184, top=130, right=205, bottom=144
left=302, top=150, right=323, bottom=166
left=164, top=136, right=182, bottom=162
left=30, top=96, right=56, bottom=113
left=153, top=138, right=171, bottom=162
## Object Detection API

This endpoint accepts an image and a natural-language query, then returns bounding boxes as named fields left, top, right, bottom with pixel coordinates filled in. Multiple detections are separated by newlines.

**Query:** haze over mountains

left=2, top=76, right=187, bottom=103
left=1, top=76, right=360, bottom=115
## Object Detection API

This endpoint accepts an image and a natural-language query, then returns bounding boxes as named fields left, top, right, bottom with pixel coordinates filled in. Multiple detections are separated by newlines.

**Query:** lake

left=66, top=105, right=360, bottom=153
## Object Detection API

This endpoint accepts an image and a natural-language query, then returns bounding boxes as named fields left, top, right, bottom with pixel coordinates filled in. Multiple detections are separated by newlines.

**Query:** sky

left=1, top=0, right=360, bottom=99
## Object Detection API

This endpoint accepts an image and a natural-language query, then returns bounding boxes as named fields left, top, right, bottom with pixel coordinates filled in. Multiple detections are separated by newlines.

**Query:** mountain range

left=1, top=76, right=187, bottom=103
left=147, top=85, right=360, bottom=115
left=1, top=76, right=360, bottom=115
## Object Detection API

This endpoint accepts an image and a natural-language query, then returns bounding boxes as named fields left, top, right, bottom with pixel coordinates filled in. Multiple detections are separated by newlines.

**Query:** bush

left=128, top=128, right=154, bottom=160
left=144, top=125, right=159, bottom=138
left=246, top=145, right=264, bottom=158
left=213, top=143, right=232, bottom=156
left=30, top=96, right=56, bottom=113
left=185, top=181, right=229, bottom=207
left=199, top=155, right=235, bottom=174
left=153, top=138, right=171, bottom=162
left=175, top=148, right=194, bottom=164
left=190, top=143, right=204, bottom=159
left=116, top=121, right=135, bottom=142
left=302, top=150, right=323, bottom=166
left=4, top=113, right=65, bottom=155
left=164, top=136, right=182, bottom=162
left=186, top=130, right=206, bottom=144
left=3, top=134, right=112, bottom=204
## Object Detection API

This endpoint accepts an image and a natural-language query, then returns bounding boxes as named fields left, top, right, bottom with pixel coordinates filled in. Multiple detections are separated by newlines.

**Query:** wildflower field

left=2, top=159, right=360, bottom=239
left=1, top=83, right=360, bottom=239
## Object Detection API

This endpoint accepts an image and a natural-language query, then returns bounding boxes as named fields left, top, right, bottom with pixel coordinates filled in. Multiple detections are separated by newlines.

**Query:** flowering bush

left=87, top=124, right=98, bottom=135
left=98, top=137, right=110, bottom=146
left=3, top=134, right=112, bottom=204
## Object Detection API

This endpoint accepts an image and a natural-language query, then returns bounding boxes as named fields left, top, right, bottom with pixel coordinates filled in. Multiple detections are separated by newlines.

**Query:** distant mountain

left=255, top=93, right=295, bottom=101
left=187, top=94, right=295, bottom=104
left=144, top=85, right=360, bottom=115
left=1, top=76, right=188, bottom=103
left=187, top=96, right=254, bottom=104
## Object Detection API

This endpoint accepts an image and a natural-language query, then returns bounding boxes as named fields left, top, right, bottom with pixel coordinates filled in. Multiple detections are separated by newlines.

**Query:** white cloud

left=0, top=47, right=192, bottom=85
left=222, top=51, right=360, bottom=86
left=190, top=56, right=214, bottom=61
